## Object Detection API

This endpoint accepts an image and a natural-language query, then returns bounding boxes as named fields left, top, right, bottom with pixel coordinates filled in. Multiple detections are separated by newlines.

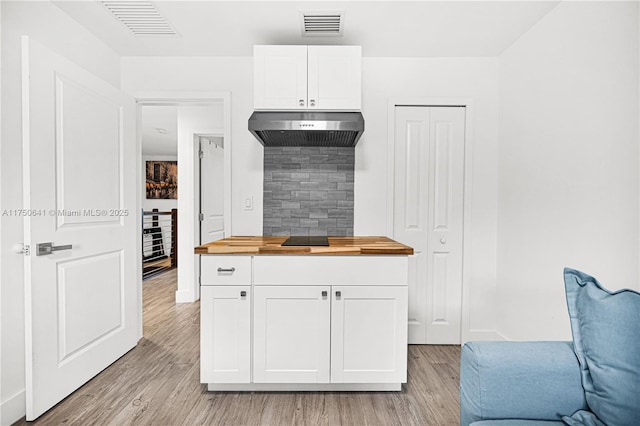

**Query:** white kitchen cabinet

left=253, top=284, right=407, bottom=385
left=200, top=254, right=408, bottom=391
left=307, top=46, right=361, bottom=110
left=253, top=45, right=307, bottom=110
left=253, top=285, right=331, bottom=383
left=200, top=285, right=251, bottom=383
left=331, top=286, right=408, bottom=383
left=253, top=45, right=361, bottom=110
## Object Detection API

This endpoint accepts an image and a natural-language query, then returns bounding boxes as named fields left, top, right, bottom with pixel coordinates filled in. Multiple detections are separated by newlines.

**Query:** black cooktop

left=281, top=236, right=330, bottom=246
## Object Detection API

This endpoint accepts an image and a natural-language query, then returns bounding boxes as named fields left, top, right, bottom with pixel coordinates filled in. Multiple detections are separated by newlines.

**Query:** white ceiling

left=141, top=106, right=177, bottom=156
left=53, top=1, right=560, bottom=57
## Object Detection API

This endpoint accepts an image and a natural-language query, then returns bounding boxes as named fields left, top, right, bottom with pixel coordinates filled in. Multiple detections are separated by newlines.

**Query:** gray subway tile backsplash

left=264, top=147, right=354, bottom=236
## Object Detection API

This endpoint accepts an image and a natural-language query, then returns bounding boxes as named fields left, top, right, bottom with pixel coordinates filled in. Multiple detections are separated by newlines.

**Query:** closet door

left=393, top=106, right=465, bottom=344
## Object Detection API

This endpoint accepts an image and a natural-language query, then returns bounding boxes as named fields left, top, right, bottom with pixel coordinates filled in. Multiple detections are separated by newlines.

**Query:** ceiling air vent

left=300, top=11, right=344, bottom=37
left=101, top=1, right=178, bottom=36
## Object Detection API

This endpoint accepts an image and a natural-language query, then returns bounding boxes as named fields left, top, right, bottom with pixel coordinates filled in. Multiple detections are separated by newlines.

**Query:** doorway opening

left=141, top=106, right=179, bottom=280
left=136, top=93, right=231, bottom=335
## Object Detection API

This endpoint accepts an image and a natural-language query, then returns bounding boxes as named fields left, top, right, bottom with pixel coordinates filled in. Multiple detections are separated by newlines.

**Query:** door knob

left=336, top=291, right=341, bottom=298
left=240, top=291, right=246, bottom=297
left=322, top=291, right=327, bottom=297
left=299, top=99, right=305, bottom=107
left=36, top=242, right=72, bottom=256
left=310, top=99, right=316, bottom=107
left=440, top=238, right=447, bottom=244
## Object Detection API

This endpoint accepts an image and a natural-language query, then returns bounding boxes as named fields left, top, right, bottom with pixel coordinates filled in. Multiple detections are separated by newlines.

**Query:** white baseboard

left=466, top=329, right=508, bottom=342
left=175, top=289, right=196, bottom=304
left=1, top=390, right=25, bottom=426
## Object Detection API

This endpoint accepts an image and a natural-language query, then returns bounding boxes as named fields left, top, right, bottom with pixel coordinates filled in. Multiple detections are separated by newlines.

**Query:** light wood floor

left=16, top=269, right=461, bottom=425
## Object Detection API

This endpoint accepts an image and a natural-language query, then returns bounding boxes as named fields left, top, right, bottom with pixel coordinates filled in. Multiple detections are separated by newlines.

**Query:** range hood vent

left=249, top=111, right=364, bottom=147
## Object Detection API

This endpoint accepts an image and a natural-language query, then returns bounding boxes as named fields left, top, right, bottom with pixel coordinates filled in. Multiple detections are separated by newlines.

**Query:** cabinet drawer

left=201, top=256, right=251, bottom=285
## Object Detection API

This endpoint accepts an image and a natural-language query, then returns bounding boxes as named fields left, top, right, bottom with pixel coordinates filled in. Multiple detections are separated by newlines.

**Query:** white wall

left=0, top=2, right=122, bottom=424
left=122, top=57, right=261, bottom=237
left=175, top=106, right=226, bottom=302
left=122, top=56, right=501, bottom=337
left=497, top=1, right=640, bottom=341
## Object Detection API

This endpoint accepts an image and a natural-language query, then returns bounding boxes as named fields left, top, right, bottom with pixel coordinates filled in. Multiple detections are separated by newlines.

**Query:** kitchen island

left=195, top=236, right=413, bottom=391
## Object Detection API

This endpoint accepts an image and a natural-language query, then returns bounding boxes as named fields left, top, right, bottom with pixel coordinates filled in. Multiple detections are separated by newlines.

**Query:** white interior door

left=199, top=136, right=225, bottom=244
left=393, top=106, right=465, bottom=344
left=21, top=38, right=138, bottom=420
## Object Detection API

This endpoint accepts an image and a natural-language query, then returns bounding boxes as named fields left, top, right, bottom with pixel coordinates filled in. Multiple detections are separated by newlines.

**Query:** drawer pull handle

left=321, top=291, right=327, bottom=297
left=217, top=267, right=236, bottom=273
left=240, top=291, right=247, bottom=297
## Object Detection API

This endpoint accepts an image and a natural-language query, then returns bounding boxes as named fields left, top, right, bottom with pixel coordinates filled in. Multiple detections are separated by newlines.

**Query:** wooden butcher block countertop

left=194, top=236, right=413, bottom=255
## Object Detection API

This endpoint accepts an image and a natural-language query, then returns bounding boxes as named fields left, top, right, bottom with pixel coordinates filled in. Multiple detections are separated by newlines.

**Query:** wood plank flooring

left=15, top=269, right=461, bottom=425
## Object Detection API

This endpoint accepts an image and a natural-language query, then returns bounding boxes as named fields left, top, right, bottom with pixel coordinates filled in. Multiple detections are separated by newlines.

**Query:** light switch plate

left=244, top=197, right=253, bottom=210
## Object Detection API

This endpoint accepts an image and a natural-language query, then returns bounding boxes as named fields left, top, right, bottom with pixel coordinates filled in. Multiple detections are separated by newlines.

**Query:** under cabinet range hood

left=248, top=111, right=364, bottom=147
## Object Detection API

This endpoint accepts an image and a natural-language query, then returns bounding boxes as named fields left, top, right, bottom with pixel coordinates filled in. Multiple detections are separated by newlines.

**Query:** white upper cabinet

left=254, top=45, right=307, bottom=110
left=307, top=46, right=361, bottom=110
left=254, top=45, right=361, bottom=111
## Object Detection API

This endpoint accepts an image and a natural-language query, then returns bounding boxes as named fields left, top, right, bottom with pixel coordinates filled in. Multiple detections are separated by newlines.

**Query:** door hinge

left=199, top=150, right=204, bottom=159
left=23, top=244, right=31, bottom=256
left=199, top=213, right=204, bottom=221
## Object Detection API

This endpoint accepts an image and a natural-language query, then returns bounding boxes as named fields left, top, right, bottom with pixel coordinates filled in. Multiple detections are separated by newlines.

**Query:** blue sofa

left=460, top=269, right=640, bottom=426
left=460, top=341, right=587, bottom=426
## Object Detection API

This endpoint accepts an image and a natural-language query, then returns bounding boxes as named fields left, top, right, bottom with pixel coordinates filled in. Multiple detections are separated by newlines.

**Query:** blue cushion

left=563, top=268, right=640, bottom=426
left=472, top=421, right=564, bottom=426
left=461, top=341, right=586, bottom=425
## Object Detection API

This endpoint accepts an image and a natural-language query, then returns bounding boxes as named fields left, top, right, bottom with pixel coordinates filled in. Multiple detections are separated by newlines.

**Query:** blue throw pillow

left=563, top=268, right=640, bottom=426
left=562, top=410, right=606, bottom=426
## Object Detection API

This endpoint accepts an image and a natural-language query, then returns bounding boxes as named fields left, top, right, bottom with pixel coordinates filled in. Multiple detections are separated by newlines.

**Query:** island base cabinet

left=200, top=253, right=410, bottom=390
left=253, top=286, right=331, bottom=383
left=252, top=285, right=408, bottom=385
left=331, top=286, right=408, bottom=383
left=200, top=286, right=251, bottom=384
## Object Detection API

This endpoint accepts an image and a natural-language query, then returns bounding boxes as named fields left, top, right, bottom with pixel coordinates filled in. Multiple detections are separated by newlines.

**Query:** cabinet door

left=253, top=286, right=330, bottom=383
left=200, top=286, right=251, bottom=383
left=307, top=46, right=361, bottom=110
left=331, top=286, right=408, bottom=383
left=254, top=45, right=307, bottom=110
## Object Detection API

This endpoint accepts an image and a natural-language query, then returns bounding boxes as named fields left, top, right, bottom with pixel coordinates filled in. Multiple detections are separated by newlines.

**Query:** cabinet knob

left=310, top=99, right=316, bottom=107
left=440, top=238, right=447, bottom=245
left=322, top=291, right=327, bottom=297
left=299, top=99, right=305, bottom=107
left=240, top=291, right=246, bottom=297
left=336, top=291, right=341, bottom=298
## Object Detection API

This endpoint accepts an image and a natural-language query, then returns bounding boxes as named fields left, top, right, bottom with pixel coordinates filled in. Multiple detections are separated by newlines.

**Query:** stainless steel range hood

left=248, top=111, right=364, bottom=147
